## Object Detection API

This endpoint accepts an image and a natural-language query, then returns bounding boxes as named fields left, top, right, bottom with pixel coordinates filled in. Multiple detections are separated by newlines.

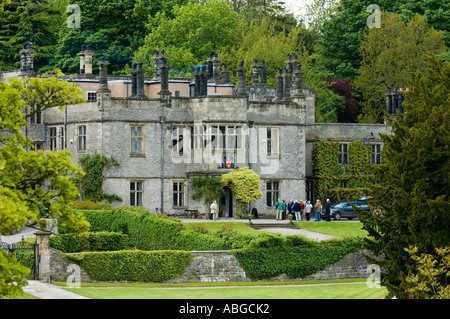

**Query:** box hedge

left=63, top=250, right=193, bottom=282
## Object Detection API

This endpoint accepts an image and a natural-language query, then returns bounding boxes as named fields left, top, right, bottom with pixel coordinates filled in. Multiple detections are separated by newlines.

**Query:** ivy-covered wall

left=313, top=140, right=376, bottom=202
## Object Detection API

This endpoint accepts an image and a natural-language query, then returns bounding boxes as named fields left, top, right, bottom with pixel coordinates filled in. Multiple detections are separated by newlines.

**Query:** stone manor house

left=2, top=44, right=402, bottom=218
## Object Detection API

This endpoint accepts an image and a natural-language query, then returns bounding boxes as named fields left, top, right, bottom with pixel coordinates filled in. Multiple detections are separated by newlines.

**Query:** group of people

left=275, top=198, right=332, bottom=222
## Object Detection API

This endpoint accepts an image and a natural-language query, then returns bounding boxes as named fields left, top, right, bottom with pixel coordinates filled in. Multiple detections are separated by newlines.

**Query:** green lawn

left=293, top=221, right=368, bottom=238
left=64, top=281, right=387, bottom=299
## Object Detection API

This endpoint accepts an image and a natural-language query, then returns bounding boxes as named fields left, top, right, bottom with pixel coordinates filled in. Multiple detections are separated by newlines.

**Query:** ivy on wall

left=313, top=140, right=375, bottom=202
left=74, top=154, right=123, bottom=203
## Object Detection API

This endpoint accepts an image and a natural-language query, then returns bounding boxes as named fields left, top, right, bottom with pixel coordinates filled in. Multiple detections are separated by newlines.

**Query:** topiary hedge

left=63, top=250, right=193, bottom=282
left=50, top=232, right=129, bottom=253
left=233, top=237, right=364, bottom=280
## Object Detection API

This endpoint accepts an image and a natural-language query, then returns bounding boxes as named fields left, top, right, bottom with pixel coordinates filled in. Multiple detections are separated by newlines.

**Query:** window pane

left=137, top=192, right=142, bottom=206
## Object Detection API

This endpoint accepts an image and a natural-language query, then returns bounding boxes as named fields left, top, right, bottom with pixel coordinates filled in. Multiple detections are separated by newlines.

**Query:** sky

left=283, top=0, right=311, bottom=20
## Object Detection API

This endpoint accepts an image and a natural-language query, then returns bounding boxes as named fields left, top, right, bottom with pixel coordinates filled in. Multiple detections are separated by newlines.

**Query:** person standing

left=325, top=198, right=332, bottom=222
left=275, top=198, right=283, bottom=220
left=299, top=200, right=305, bottom=221
left=282, top=200, right=287, bottom=220
left=210, top=200, right=219, bottom=221
left=305, top=200, right=312, bottom=221
left=293, top=200, right=301, bottom=221
left=314, top=199, right=322, bottom=221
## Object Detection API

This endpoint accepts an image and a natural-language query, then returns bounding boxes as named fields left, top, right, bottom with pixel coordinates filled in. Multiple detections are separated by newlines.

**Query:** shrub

left=50, top=232, right=129, bottom=253
left=234, top=237, right=364, bottom=280
left=63, top=250, right=193, bottom=282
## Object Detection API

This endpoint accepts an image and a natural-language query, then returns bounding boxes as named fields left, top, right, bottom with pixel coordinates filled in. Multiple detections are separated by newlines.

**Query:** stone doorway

left=219, top=187, right=233, bottom=218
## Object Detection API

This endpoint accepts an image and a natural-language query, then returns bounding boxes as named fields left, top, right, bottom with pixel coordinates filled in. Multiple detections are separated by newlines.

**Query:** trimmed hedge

left=63, top=250, right=193, bottom=282
left=233, top=237, right=364, bottom=280
left=50, top=232, right=129, bottom=253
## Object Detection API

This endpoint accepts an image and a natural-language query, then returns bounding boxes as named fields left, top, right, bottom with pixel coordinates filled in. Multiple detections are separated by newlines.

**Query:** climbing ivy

left=313, top=140, right=375, bottom=202
left=191, top=167, right=262, bottom=218
left=75, top=154, right=122, bottom=203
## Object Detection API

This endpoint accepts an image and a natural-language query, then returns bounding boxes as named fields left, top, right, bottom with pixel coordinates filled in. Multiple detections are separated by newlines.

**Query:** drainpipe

left=160, top=116, right=165, bottom=213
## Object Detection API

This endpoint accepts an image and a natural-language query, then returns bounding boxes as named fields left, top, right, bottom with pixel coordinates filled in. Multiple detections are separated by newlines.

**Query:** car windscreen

left=332, top=203, right=347, bottom=208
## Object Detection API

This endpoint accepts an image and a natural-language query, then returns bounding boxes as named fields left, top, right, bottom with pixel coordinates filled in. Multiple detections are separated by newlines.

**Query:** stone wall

left=47, top=248, right=371, bottom=284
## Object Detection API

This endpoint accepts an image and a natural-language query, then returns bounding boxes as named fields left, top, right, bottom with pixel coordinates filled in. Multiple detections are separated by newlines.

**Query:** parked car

left=320, top=200, right=371, bottom=220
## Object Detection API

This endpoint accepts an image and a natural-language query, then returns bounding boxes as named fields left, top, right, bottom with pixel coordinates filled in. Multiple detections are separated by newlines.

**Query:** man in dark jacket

left=325, top=198, right=332, bottom=222
left=293, top=200, right=301, bottom=221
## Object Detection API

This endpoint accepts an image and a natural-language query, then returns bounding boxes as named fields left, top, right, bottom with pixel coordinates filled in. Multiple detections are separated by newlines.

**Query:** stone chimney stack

left=236, top=60, right=247, bottom=97
left=136, top=62, right=147, bottom=99
left=221, top=63, right=230, bottom=84
left=200, top=65, right=208, bottom=96
left=194, top=66, right=201, bottom=96
left=77, top=45, right=94, bottom=75
left=293, top=63, right=304, bottom=97
left=282, top=67, right=291, bottom=101
left=252, top=58, right=260, bottom=86
left=130, top=63, right=137, bottom=97
left=207, top=52, right=213, bottom=80
left=96, top=54, right=111, bottom=110
left=276, top=68, right=283, bottom=101
left=153, top=50, right=167, bottom=80
left=158, top=56, right=171, bottom=97
left=20, top=42, right=35, bottom=72
left=260, top=60, right=267, bottom=85
left=211, top=53, right=221, bottom=83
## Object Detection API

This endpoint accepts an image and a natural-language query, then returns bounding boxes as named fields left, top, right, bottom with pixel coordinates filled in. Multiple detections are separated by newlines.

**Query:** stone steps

left=249, top=222, right=299, bottom=230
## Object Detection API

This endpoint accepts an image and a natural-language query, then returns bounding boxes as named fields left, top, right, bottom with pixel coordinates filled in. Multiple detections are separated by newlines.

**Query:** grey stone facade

left=3, top=50, right=392, bottom=218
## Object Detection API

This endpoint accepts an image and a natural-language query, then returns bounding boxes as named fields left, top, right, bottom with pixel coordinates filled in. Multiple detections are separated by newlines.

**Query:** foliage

left=313, top=140, right=344, bottom=200
left=355, top=12, right=447, bottom=123
left=0, top=251, right=30, bottom=298
left=190, top=175, right=224, bottom=212
left=219, top=16, right=301, bottom=87
left=234, top=237, right=363, bottom=280
left=69, top=200, right=112, bottom=210
left=50, top=232, right=129, bottom=253
left=221, top=167, right=262, bottom=218
left=313, top=140, right=373, bottom=202
left=0, top=0, right=66, bottom=71
left=359, top=55, right=450, bottom=299
left=134, top=0, right=239, bottom=75
left=75, top=154, right=122, bottom=203
left=0, top=75, right=89, bottom=298
left=404, top=246, right=450, bottom=299
left=326, top=77, right=359, bottom=123
left=63, top=249, right=193, bottom=282
left=50, top=0, right=189, bottom=74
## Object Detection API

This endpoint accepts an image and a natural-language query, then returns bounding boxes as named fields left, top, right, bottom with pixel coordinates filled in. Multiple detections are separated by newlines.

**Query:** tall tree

left=50, top=0, right=189, bottom=74
left=134, top=0, right=240, bottom=74
left=354, top=12, right=447, bottom=123
left=360, top=55, right=450, bottom=298
left=0, top=75, right=90, bottom=297
left=0, top=0, right=66, bottom=71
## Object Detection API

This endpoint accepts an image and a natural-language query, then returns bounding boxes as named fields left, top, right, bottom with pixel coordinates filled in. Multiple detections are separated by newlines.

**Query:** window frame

left=266, top=180, right=280, bottom=207
left=172, top=180, right=186, bottom=208
left=49, top=127, right=57, bottom=151
left=77, top=125, right=87, bottom=151
left=130, top=125, right=144, bottom=155
left=338, top=143, right=349, bottom=165
left=266, top=127, right=280, bottom=157
left=130, top=181, right=143, bottom=207
left=371, top=144, right=382, bottom=164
